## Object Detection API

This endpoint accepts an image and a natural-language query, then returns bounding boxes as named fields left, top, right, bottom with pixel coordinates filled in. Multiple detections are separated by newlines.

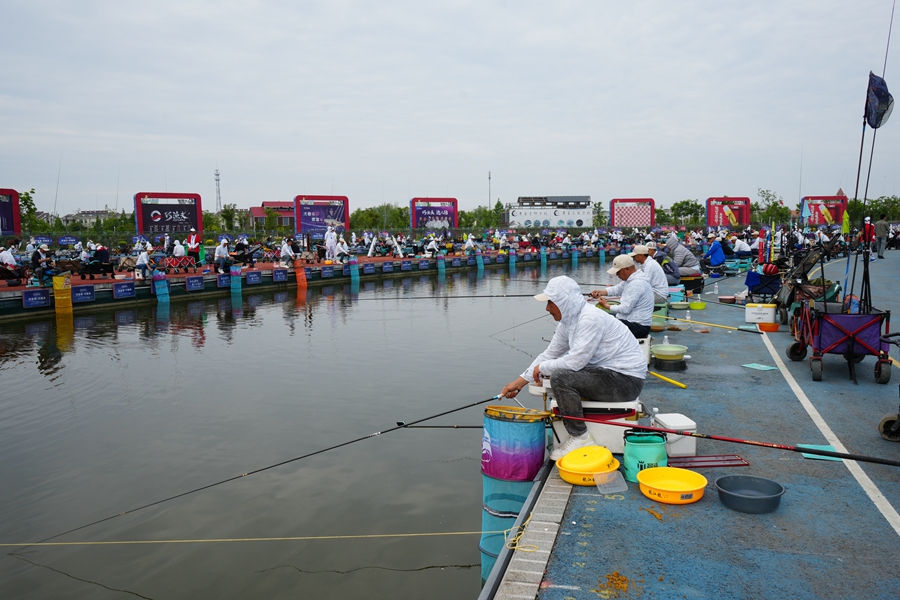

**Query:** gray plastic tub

left=715, top=475, right=785, bottom=514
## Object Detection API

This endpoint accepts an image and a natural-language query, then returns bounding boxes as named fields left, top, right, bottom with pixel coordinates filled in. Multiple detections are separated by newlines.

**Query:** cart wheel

left=811, top=359, right=823, bottom=381
left=787, top=342, right=807, bottom=361
left=843, top=353, right=865, bottom=363
left=875, top=362, right=892, bottom=384
left=878, top=413, right=900, bottom=441
left=779, top=307, right=788, bottom=325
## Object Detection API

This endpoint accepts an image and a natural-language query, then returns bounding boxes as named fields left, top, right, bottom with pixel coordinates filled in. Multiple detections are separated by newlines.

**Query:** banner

left=134, top=193, right=202, bottom=235
left=0, top=189, right=21, bottom=236
left=507, top=207, right=591, bottom=229
left=294, top=196, right=350, bottom=233
left=706, top=197, right=750, bottom=228
left=801, top=196, right=847, bottom=227
left=410, top=198, right=459, bottom=228
left=610, top=198, right=655, bottom=227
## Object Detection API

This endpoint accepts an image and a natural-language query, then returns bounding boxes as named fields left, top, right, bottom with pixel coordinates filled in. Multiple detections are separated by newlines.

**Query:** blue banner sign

left=586, top=250, right=594, bottom=257
left=246, top=271, right=262, bottom=285
left=466, top=256, right=476, bottom=266
left=524, top=253, right=533, bottom=261
left=58, top=235, right=78, bottom=246
left=217, top=274, right=230, bottom=288
left=418, top=259, right=429, bottom=270
left=112, top=281, right=135, bottom=299
left=495, top=255, right=506, bottom=264
left=321, top=266, right=334, bottom=278
left=549, top=252, right=558, bottom=259
left=363, top=262, right=375, bottom=275
left=131, top=235, right=148, bottom=243
left=401, top=260, right=412, bottom=271
left=22, top=288, right=51, bottom=308
left=72, top=285, right=95, bottom=303
left=34, top=235, right=53, bottom=245
left=185, top=275, right=205, bottom=291
left=451, top=258, right=461, bottom=267
left=382, top=262, right=393, bottom=273
left=217, top=233, right=233, bottom=242
left=272, top=268, right=288, bottom=282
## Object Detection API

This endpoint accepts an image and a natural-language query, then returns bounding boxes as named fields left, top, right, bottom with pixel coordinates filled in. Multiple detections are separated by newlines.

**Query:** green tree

left=51, top=216, right=65, bottom=233
left=669, top=199, right=705, bottom=226
left=757, top=188, right=790, bottom=225
left=202, top=210, right=221, bottom=233
left=17, top=188, right=47, bottom=232
left=593, top=203, right=607, bottom=227
left=654, top=207, right=672, bottom=226
left=220, top=203, right=237, bottom=230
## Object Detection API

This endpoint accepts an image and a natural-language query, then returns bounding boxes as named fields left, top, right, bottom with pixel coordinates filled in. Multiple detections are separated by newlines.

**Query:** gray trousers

left=876, top=236, right=887, bottom=257
left=553, top=368, right=645, bottom=435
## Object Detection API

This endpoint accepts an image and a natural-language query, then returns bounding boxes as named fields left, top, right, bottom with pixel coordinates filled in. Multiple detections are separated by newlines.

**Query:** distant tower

left=215, top=169, right=222, bottom=212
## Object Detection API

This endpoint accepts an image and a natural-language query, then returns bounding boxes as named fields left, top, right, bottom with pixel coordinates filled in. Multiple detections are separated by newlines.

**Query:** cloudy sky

left=3, top=0, right=899, bottom=216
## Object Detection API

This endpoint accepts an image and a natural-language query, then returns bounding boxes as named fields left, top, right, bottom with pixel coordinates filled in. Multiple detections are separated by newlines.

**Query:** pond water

left=0, top=261, right=608, bottom=599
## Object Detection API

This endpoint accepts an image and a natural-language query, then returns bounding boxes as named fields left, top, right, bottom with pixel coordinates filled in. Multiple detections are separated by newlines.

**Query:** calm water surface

left=0, top=262, right=606, bottom=599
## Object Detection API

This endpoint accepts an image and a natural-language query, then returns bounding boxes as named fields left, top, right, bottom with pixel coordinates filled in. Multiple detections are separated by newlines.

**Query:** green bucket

left=623, top=429, right=668, bottom=482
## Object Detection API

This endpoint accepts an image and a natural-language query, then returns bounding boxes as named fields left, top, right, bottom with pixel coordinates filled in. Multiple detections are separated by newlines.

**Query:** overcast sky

left=3, top=0, right=899, bottom=216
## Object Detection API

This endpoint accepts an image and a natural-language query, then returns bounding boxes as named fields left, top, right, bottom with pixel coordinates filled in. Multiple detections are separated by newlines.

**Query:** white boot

left=550, top=432, right=594, bottom=461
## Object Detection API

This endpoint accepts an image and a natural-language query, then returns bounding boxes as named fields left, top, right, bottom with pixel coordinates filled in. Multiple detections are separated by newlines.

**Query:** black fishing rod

left=396, top=424, right=481, bottom=429
left=17, top=394, right=502, bottom=551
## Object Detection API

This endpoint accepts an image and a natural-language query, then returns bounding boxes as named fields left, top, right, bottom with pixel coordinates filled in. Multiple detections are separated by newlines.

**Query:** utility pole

left=215, top=168, right=222, bottom=213
left=488, top=171, right=491, bottom=207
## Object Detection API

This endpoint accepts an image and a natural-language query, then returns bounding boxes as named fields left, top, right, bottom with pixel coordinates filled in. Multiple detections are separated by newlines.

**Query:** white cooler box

left=654, top=413, right=696, bottom=457
left=550, top=399, right=641, bottom=454
left=745, top=303, right=776, bottom=323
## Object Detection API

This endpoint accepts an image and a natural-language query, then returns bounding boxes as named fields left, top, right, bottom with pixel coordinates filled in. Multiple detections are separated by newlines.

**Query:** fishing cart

left=786, top=300, right=891, bottom=384
left=744, top=270, right=782, bottom=304
left=877, top=333, right=900, bottom=441
left=775, top=245, right=841, bottom=325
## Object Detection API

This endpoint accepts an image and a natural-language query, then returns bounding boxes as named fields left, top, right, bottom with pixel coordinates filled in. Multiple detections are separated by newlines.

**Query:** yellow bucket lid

left=558, top=445, right=619, bottom=474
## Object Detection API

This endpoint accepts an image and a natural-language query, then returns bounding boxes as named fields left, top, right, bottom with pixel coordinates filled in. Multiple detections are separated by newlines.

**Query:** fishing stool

left=549, top=398, right=643, bottom=455
left=681, top=275, right=704, bottom=294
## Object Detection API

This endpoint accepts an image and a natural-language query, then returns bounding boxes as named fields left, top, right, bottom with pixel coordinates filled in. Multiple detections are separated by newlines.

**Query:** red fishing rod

left=558, top=415, right=900, bottom=468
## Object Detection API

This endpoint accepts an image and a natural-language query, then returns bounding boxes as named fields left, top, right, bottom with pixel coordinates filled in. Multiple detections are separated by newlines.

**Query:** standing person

left=629, top=245, right=668, bottom=303
left=861, top=217, right=877, bottom=262
left=875, top=214, right=890, bottom=259
left=499, top=276, right=646, bottom=460
left=186, top=228, right=201, bottom=267
left=163, top=233, right=171, bottom=256
left=591, top=255, right=655, bottom=338
left=324, top=226, right=337, bottom=261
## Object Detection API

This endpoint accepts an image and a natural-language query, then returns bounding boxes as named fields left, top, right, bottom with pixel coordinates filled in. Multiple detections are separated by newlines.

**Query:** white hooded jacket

left=521, top=276, right=646, bottom=382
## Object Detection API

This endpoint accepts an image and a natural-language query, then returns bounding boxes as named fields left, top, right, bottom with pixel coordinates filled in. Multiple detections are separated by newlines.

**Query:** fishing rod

left=559, top=415, right=900, bottom=468
left=663, top=315, right=763, bottom=334
left=396, top=424, right=481, bottom=429
left=18, top=395, right=502, bottom=550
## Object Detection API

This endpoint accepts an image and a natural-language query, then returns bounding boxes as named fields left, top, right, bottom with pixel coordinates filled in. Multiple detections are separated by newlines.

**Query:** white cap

left=629, top=244, right=649, bottom=256
left=607, top=254, right=635, bottom=275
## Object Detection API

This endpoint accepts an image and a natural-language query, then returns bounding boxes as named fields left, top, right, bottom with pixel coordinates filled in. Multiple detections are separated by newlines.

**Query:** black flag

left=866, top=71, right=894, bottom=129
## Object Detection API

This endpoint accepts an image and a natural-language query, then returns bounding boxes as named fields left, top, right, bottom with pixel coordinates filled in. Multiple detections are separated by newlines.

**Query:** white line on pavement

left=760, top=332, right=900, bottom=537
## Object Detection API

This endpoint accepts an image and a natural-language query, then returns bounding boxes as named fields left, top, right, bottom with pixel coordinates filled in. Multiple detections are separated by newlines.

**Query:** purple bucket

left=482, top=408, right=545, bottom=481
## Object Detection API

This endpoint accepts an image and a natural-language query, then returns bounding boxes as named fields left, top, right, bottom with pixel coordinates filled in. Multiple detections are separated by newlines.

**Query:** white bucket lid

left=655, top=413, right=695, bottom=429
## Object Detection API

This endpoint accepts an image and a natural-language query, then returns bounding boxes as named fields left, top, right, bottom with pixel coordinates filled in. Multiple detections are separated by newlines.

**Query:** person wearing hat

left=591, top=254, right=655, bottom=338
left=701, top=233, right=725, bottom=270
left=186, top=227, right=202, bottom=267
left=861, top=217, right=876, bottom=261
left=31, top=244, right=56, bottom=286
left=499, top=275, right=646, bottom=460
left=214, top=238, right=231, bottom=274
left=335, top=236, right=351, bottom=263
left=425, top=236, right=441, bottom=258
left=324, top=226, right=338, bottom=262
left=627, top=245, right=668, bottom=303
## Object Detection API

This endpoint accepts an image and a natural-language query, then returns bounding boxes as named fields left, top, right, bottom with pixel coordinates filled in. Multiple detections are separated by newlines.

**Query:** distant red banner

left=706, top=197, right=750, bottom=228
left=801, top=196, right=847, bottom=226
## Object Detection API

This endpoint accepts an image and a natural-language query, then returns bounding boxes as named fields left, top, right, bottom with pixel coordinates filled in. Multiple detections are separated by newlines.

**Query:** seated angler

left=591, top=255, right=655, bottom=339
left=500, top=276, right=646, bottom=460
left=629, top=245, right=668, bottom=304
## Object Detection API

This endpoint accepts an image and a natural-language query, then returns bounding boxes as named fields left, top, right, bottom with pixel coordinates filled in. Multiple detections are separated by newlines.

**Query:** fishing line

left=14, top=395, right=501, bottom=552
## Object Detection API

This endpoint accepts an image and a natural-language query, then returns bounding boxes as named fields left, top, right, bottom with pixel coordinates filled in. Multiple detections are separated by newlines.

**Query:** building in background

left=249, top=202, right=295, bottom=229
left=505, top=196, right=592, bottom=229
left=61, top=209, right=118, bottom=227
